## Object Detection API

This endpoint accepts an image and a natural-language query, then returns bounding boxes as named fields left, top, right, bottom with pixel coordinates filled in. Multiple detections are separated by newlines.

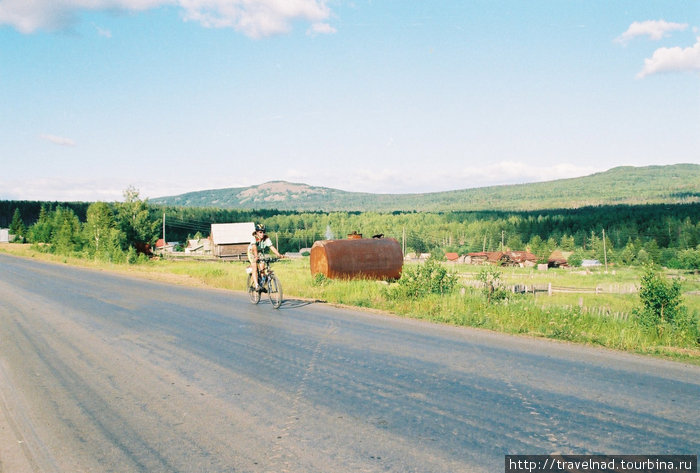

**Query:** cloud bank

left=0, top=0, right=335, bottom=37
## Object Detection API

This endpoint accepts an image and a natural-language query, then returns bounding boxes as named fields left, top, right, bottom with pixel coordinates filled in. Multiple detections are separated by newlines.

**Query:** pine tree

left=9, top=208, right=26, bottom=242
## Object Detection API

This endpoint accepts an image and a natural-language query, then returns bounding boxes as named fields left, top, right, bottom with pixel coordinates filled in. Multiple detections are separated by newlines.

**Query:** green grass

left=2, top=244, right=698, bottom=364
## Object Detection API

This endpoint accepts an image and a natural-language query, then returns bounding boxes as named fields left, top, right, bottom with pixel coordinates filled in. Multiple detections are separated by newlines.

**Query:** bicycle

left=246, top=256, right=283, bottom=309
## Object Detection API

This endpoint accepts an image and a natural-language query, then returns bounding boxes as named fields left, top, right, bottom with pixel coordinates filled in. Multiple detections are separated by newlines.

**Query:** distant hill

left=151, top=164, right=700, bottom=212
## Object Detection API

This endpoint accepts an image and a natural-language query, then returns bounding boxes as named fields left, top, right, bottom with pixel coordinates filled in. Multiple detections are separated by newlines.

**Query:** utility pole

left=501, top=230, right=505, bottom=252
left=602, top=229, right=608, bottom=272
left=162, top=212, right=166, bottom=244
left=402, top=227, right=406, bottom=255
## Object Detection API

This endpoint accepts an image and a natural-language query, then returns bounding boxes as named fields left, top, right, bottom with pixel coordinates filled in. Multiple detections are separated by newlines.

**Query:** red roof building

left=445, top=252, right=459, bottom=262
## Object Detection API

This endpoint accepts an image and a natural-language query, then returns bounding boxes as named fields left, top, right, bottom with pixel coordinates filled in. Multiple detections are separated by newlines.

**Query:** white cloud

left=616, top=20, right=688, bottom=45
left=0, top=0, right=335, bottom=37
left=637, top=36, right=700, bottom=78
left=41, top=134, right=77, bottom=147
left=180, top=0, right=332, bottom=38
left=95, top=25, right=113, bottom=37
left=0, top=0, right=169, bottom=33
left=306, top=21, right=336, bottom=36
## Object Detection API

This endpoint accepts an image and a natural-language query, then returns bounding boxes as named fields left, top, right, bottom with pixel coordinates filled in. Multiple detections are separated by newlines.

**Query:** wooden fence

left=459, top=278, right=639, bottom=295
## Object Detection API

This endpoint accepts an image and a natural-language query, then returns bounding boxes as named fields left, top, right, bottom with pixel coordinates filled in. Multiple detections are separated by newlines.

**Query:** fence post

left=548, top=282, right=552, bottom=296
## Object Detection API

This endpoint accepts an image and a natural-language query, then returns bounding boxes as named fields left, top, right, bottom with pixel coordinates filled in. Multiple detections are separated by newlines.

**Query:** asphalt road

left=0, top=253, right=698, bottom=473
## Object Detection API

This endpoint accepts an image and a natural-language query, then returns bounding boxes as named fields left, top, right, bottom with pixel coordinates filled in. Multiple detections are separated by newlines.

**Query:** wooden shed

left=211, top=222, right=255, bottom=259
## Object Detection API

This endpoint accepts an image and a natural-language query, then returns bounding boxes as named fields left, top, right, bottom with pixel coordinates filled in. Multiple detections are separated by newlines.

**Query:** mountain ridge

left=151, top=163, right=700, bottom=212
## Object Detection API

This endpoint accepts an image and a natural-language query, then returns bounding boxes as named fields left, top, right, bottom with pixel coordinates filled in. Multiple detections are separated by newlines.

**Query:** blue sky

left=1, top=1, right=698, bottom=201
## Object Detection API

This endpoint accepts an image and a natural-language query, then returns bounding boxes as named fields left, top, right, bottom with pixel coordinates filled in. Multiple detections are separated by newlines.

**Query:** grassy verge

left=2, top=243, right=699, bottom=365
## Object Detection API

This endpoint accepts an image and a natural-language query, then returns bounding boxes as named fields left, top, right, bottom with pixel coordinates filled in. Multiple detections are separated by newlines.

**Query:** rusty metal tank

left=310, top=237, right=403, bottom=280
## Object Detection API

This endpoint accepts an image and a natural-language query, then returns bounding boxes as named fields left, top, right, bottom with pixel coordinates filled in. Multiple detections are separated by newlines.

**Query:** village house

left=211, top=222, right=255, bottom=260
left=154, top=239, right=179, bottom=253
left=444, top=252, right=460, bottom=262
left=185, top=238, right=212, bottom=255
left=466, top=250, right=538, bottom=267
left=507, top=251, right=538, bottom=267
left=548, top=250, right=573, bottom=268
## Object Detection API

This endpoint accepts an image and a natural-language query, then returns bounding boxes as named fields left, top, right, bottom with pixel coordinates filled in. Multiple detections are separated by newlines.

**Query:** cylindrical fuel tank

left=310, top=238, right=403, bottom=280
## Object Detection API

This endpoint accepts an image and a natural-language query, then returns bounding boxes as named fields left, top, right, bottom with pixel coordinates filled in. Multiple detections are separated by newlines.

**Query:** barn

left=211, top=222, right=255, bottom=260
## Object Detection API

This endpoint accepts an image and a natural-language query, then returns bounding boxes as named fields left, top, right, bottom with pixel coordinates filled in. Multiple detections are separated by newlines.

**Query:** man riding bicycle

left=248, top=224, right=283, bottom=292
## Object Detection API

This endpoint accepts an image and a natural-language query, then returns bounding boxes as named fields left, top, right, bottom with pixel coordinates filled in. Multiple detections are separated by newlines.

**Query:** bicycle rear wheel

left=267, top=274, right=283, bottom=309
left=247, top=274, right=260, bottom=304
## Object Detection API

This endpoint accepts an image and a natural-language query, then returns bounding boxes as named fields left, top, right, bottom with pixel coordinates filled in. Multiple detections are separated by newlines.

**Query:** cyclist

left=248, top=224, right=283, bottom=292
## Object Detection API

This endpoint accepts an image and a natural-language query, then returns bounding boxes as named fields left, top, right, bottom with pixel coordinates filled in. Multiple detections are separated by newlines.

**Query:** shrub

left=477, top=267, right=509, bottom=303
left=567, top=249, right=586, bottom=267
left=635, top=265, right=699, bottom=344
left=386, top=260, right=458, bottom=299
left=312, top=273, right=331, bottom=287
left=126, top=247, right=139, bottom=264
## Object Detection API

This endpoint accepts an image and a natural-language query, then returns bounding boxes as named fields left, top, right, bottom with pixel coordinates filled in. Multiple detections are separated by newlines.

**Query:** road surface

left=0, top=253, right=698, bottom=472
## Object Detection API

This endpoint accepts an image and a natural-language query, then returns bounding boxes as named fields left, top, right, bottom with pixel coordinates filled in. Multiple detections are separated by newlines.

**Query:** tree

left=9, top=208, right=26, bottom=242
left=560, top=234, right=575, bottom=251
left=635, top=248, right=651, bottom=265
left=643, top=240, right=661, bottom=264
left=28, top=205, right=52, bottom=243
left=675, top=247, right=700, bottom=270
left=85, top=202, right=119, bottom=259
left=116, top=186, right=159, bottom=250
left=527, top=235, right=547, bottom=261
left=51, top=207, right=82, bottom=255
left=618, top=240, right=637, bottom=266
left=406, top=230, right=428, bottom=255
left=506, top=234, right=524, bottom=251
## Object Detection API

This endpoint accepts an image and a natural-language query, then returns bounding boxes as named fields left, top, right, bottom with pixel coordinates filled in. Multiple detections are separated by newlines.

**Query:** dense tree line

left=2, top=197, right=700, bottom=269
left=2, top=188, right=158, bottom=263
left=252, top=205, right=700, bottom=269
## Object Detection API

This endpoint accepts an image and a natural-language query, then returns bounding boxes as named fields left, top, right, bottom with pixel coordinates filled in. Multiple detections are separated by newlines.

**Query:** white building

left=211, top=222, right=256, bottom=259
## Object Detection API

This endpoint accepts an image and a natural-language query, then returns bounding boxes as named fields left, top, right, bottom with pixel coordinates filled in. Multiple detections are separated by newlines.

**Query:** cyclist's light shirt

left=249, top=236, right=273, bottom=254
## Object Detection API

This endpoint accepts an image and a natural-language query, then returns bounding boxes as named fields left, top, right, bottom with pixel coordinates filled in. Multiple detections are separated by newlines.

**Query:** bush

left=477, top=267, right=509, bottom=303
left=386, top=260, right=458, bottom=299
left=126, top=247, right=139, bottom=264
left=312, top=273, right=331, bottom=287
left=635, top=265, right=699, bottom=344
left=567, top=249, right=586, bottom=267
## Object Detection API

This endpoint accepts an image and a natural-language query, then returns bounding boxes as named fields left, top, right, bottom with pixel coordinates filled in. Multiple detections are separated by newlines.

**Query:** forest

left=2, top=190, right=700, bottom=270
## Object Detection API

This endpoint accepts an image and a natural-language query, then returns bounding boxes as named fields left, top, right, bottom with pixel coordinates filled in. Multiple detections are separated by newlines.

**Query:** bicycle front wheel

left=247, top=274, right=260, bottom=304
left=267, top=274, right=283, bottom=309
